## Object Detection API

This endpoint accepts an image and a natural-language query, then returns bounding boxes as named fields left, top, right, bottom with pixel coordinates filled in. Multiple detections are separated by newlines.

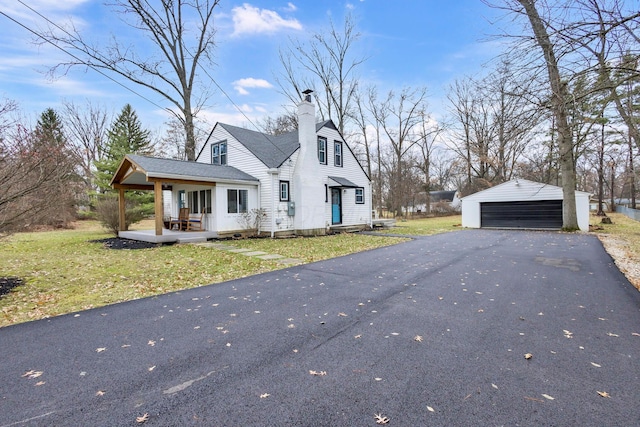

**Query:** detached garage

left=461, top=179, right=590, bottom=231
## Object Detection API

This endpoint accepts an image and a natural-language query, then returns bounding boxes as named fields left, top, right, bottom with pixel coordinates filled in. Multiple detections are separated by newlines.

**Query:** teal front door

left=331, top=188, right=342, bottom=225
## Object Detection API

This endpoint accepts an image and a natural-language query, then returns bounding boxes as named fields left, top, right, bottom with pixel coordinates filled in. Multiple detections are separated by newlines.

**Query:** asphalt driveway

left=1, top=229, right=639, bottom=426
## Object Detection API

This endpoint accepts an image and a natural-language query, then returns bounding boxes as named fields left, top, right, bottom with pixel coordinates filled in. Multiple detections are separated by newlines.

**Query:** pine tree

left=93, top=104, right=155, bottom=231
left=94, top=104, right=153, bottom=193
left=28, top=108, right=79, bottom=227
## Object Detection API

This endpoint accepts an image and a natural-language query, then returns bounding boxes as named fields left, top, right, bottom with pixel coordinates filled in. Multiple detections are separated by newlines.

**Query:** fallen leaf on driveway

left=96, top=347, right=106, bottom=353
left=374, top=413, right=390, bottom=424
left=35, top=381, right=45, bottom=386
left=563, top=330, right=573, bottom=339
left=260, top=393, right=270, bottom=398
left=632, top=332, right=640, bottom=337
left=492, top=383, right=499, bottom=389
left=427, top=405, right=435, bottom=412
left=597, top=391, right=610, bottom=398
left=591, top=362, right=601, bottom=368
left=338, top=312, right=347, bottom=317
left=96, top=390, right=105, bottom=396
left=524, top=353, right=533, bottom=360
left=542, top=394, right=554, bottom=400
left=606, top=332, right=619, bottom=337
left=309, top=370, right=327, bottom=376
left=22, top=370, right=43, bottom=379
left=148, top=340, right=156, bottom=346
left=414, top=335, right=423, bottom=342
left=354, top=334, right=362, bottom=339
left=136, top=413, right=149, bottom=423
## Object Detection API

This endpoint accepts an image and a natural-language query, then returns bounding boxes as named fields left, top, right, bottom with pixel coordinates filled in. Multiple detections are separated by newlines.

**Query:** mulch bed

left=0, top=277, right=24, bottom=298
left=91, top=237, right=161, bottom=250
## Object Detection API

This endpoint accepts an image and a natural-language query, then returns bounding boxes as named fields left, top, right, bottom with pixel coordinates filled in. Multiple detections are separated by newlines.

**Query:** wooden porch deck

left=118, top=229, right=219, bottom=244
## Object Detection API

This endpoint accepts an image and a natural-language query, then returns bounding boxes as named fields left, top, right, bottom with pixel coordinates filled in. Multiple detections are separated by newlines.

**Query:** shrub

left=94, top=193, right=147, bottom=235
left=237, top=208, right=267, bottom=237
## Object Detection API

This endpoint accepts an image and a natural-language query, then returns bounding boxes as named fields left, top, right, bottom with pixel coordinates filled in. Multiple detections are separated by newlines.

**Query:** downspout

left=257, top=180, right=262, bottom=236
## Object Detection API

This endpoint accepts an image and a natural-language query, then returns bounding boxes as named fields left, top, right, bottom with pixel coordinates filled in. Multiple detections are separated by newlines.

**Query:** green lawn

left=0, top=221, right=408, bottom=327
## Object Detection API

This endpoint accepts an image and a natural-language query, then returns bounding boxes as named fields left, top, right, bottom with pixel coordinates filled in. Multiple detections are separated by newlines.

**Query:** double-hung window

left=317, top=137, right=327, bottom=165
left=212, top=141, right=227, bottom=165
left=334, top=141, right=343, bottom=167
left=355, top=187, right=365, bottom=204
left=227, top=189, right=248, bottom=214
left=279, top=181, right=290, bottom=201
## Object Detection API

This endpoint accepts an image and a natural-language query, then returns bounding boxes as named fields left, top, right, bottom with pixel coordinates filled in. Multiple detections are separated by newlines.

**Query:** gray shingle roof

left=328, top=176, right=359, bottom=188
left=218, top=121, right=336, bottom=168
left=127, top=154, right=259, bottom=182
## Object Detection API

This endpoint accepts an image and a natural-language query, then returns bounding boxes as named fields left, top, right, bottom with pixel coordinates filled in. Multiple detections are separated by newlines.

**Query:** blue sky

left=0, top=1, right=509, bottom=134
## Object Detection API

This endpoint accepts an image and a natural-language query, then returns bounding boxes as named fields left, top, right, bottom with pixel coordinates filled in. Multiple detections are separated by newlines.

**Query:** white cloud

left=231, top=3, right=302, bottom=36
left=232, top=77, right=273, bottom=95
left=284, top=3, right=297, bottom=12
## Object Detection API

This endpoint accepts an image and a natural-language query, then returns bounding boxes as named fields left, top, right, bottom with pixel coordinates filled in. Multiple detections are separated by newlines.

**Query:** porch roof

left=328, top=176, right=359, bottom=188
left=111, top=154, right=259, bottom=189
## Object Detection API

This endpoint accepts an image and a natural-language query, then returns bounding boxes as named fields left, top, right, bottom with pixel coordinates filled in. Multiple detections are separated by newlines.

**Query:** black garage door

left=480, top=200, right=563, bottom=229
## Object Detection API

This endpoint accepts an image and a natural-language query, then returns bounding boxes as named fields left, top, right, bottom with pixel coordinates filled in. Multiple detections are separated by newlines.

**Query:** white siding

left=195, top=122, right=372, bottom=234
left=461, top=179, right=590, bottom=231
left=317, top=127, right=372, bottom=228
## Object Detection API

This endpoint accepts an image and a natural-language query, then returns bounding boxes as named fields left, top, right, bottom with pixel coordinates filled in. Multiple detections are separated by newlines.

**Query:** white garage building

left=461, top=179, right=590, bottom=231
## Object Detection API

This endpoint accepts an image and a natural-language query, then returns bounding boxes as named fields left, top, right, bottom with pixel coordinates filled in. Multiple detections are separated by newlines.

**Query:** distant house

left=408, top=190, right=461, bottom=213
left=461, top=179, right=590, bottom=231
left=111, top=92, right=372, bottom=241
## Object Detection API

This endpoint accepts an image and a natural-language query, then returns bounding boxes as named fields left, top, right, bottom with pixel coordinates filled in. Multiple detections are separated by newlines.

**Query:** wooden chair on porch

left=187, top=213, right=204, bottom=231
left=170, top=208, right=189, bottom=231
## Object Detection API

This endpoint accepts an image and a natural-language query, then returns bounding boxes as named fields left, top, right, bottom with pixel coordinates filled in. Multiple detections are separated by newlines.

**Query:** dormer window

left=317, top=137, right=327, bottom=165
left=212, top=141, right=227, bottom=165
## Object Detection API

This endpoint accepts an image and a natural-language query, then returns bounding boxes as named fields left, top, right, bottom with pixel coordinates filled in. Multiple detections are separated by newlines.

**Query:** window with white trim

left=317, top=137, right=327, bottom=164
left=279, top=180, right=290, bottom=201
left=227, top=189, right=248, bottom=214
left=212, top=141, right=227, bottom=165
left=334, top=141, right=343, bottom=167
left=355, top=187, right=365, bottom=204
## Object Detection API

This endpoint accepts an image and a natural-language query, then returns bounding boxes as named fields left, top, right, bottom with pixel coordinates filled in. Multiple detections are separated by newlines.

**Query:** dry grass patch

left=376, top=215, right=462, bottom=236
left=591, top=212, right=640, bottom=290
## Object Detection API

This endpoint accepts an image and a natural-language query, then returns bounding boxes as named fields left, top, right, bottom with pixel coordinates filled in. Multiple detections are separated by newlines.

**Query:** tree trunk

left=518, top=0, right=579, bottom=230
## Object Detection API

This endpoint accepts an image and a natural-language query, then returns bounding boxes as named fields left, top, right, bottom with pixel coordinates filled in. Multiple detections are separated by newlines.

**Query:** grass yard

left=376, top=214, right=462, bottom=235
left=590, top=212, right=640, bottom=290
left=0, top=221, right=408, bottom=327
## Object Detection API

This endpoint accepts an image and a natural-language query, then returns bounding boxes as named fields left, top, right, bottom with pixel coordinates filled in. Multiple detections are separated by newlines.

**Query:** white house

left=461, top=179, right=590, bottom=231
left=111, top=93, right=372, bottom=241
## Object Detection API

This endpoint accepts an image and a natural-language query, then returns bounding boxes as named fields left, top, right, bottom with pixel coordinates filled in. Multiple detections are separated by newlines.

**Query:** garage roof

left=462, top=179, right=590, bottom=202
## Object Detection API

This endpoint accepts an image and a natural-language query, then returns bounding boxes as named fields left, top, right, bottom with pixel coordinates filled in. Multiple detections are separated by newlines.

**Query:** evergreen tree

left=26, top=108, right=79, bottom=228
left=93, top=104, right=155, bottom=231
left=94, top=104, right=153, bottom=193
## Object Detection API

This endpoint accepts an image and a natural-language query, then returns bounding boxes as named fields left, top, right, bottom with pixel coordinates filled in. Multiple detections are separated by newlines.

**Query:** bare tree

left=491, top=0, right=579, bottom=230
left=276, top=13, right=365, bottom=136
left=370, top=87, right=428, bottom=217
left=62, top=100, right=110, bottom=191
left=44, top=0, right=220, bottom=160
left=415, top=112, right=444, bottom=214
left=259, top=113, right=298, bottom=136
left=0, top=104, right=79, bottom=234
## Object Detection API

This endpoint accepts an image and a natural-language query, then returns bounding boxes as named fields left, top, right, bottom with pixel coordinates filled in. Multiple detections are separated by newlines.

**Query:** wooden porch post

left=118, top=188, right=126, bottom=231
left=154, top=181, right=163, bottom=236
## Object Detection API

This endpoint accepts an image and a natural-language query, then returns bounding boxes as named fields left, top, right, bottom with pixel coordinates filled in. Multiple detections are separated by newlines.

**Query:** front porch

left=119, top=228, right=219, bottom=244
